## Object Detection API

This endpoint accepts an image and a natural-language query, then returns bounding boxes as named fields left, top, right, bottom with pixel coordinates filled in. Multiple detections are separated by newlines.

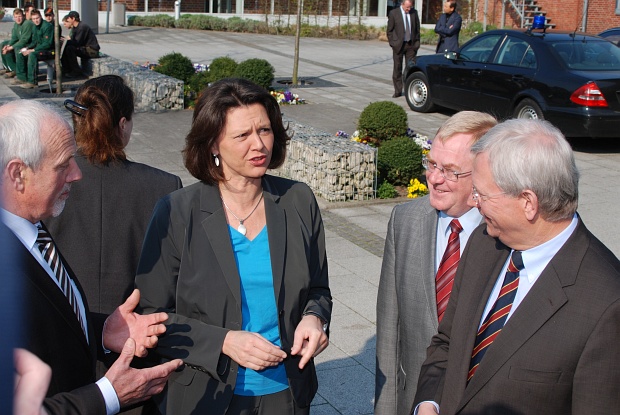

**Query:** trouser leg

left=392, top=47, right=405, bottom=95
left=61, top=42, right=80, bottom=73
left=15, top=51, right=27, bottom=81
left=27, top=53, right=38, bottom=84
left=2, top=48, right=17, bottom=72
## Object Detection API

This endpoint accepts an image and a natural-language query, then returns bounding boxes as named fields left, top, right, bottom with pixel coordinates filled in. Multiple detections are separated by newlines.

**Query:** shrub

left=377, top=136, right=423, bottom=186
left=153, top=52, right=195, bottom=84
left=358, top=101, right=408, bottom=145
left=208, top=56, right=238, bottom=83
left=377, top=181, right=399, bottom=199
left=187, top=72, right=210, bottom=95
left=234, top=58, right=275, bottom=90
left=132, top=14, right=175, bottom=28
left=421, top=28, right=438, bottom=45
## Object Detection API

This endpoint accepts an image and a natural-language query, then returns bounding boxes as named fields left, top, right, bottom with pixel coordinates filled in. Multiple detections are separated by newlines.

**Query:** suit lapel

left=419, top=200, right=439, bottom=325
left=19, top=234, right=92, bottom=355
left=263, top=177, right=286, bottom=305
left=458, top=222, right=588, bottom=410
left=201, top=184, right=242, bottom=306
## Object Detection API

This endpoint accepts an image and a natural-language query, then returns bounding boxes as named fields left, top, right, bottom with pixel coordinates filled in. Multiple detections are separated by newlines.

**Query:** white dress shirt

left=479, top=214, right=579, bottom=327
left=435, top=208, right=483, bottom=273
left=1, top=208, right=120, bottom=415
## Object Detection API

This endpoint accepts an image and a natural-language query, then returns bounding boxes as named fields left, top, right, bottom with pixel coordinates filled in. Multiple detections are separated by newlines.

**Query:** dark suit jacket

left=414, top=218, right=620, bottom=414
left=45, top=155, right=182, bottom=315
left=435, top=11, right=462, bottom=53
left=135, top=175, right=332, bottom=415
left=3, top=224, right=108, bottom=414
left=387, top=6, right=421, bottom=54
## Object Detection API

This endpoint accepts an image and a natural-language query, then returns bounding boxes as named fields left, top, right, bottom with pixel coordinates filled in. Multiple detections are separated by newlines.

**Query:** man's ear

left=6, top=159, right=27, bottom=191
left=521, top=189, right=539, bottom=221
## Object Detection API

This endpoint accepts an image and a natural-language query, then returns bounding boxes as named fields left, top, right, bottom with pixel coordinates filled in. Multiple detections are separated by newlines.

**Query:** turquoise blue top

left=228, top=225, right=289, bottom=396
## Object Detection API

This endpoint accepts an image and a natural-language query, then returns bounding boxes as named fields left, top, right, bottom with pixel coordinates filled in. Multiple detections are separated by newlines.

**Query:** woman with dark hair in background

left=45, top=74, right=182, bottom=414
left=136, top=77, right=332, bottom=415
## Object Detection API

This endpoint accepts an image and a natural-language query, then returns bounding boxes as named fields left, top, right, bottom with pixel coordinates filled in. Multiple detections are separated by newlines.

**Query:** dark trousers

left=225, top=389, right=310, bottom=415
left=392, top=41, right=417, bottom=95
left=61, top=41, right=98, bottom=74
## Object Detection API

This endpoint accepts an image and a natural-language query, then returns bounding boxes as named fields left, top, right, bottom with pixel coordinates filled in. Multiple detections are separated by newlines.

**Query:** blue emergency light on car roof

left=532, top=15, right=546, bottom=29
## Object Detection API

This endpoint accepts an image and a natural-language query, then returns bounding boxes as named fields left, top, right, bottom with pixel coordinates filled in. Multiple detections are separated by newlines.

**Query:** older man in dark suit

left=387, top=0, right=420, bottom=98
left=414, top=119, right=620, bottom=415
left=0, top=100, right=183, bottom=415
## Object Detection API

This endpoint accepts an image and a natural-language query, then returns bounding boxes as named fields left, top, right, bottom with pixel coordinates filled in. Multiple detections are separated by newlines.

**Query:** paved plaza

left=2, top=20, right=620, bottom=414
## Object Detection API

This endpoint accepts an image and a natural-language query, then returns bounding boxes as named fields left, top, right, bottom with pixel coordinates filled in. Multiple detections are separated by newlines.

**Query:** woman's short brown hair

left=183, top=78, right=290, bottom=184
left=73, top=75, right=134, bottom=164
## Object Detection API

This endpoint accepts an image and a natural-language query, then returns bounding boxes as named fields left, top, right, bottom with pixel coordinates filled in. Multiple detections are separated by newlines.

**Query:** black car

left=598, top=27, right=620, bottom=46
left=404, top=29, right=620, bottom=138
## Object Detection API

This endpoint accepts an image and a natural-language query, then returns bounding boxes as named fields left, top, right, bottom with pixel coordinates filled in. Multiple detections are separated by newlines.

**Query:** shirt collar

left=520, top=214, right=579, bottom=283
left=438, top=207, right=482, bottom=237
left=0, top=208, right=40, bottom=251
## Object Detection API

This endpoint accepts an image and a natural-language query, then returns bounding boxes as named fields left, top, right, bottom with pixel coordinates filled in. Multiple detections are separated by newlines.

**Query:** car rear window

left=551, top=40, right=620, bottom=70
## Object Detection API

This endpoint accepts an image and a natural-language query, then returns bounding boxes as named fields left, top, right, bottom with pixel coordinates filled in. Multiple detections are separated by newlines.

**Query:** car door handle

left=512, top=75, right=525, bottom=81
left=472, top=69, right=482, bottom=76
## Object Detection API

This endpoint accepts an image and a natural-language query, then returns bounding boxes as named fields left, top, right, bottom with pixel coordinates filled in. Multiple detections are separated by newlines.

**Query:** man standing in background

left=435, top=0, right=462, bottom=53
left=387, top=0, right=420, bottom=98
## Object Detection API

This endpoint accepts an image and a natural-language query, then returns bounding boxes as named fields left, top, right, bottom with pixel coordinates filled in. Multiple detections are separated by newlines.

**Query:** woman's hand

left=291, top=315, right=329, bottom=369
left=222, top=331, right=287, bottom=371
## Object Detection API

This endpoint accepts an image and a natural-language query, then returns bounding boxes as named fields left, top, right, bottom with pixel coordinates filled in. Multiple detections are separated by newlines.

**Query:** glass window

left=551, top=39, right=620, bottom=70
left=459, top=34, right=502, bottom=63
left=494, top=37, right=537, bottom=68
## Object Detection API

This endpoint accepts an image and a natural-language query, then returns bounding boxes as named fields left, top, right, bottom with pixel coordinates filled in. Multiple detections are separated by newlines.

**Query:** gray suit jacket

left=136, top=175, right=332, bottom=415
left=414, top=219, right=620, bottom=414
left=375, top=197, right=439, bottom=415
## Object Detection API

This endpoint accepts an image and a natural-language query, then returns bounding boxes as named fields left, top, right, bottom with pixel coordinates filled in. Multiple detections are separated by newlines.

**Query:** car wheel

left=405, top=72, right=435, bottom=112
left=513, top=98, right=544, bottom=120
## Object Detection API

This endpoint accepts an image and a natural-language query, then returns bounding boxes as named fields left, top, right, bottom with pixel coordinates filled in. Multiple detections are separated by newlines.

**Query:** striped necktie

left=468, top=250, right=523, bottom=381
left=436, top=219, right=463, bottom=322
left=36, top=226, right=87, bottom=339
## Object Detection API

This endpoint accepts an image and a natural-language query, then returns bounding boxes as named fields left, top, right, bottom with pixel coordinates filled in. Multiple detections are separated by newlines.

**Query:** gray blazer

left=414, top=219, right=620, bottom=414
left=375, top=196, right=439, bottom=415
left=136, top=175, right=332, bottom=415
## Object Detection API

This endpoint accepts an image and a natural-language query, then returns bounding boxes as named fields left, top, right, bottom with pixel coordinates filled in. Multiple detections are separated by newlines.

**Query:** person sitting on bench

left=60, top=11, right=100, bottom=78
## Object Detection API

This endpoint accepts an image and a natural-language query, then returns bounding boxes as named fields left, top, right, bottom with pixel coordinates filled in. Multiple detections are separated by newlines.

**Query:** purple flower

left=284, top=91, right=294, bottom=102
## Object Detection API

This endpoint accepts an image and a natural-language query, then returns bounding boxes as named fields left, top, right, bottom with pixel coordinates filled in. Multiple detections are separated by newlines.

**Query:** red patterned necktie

left=468, top=250, right=524, bottom=382
left=436, top=219, right=463, bottom=322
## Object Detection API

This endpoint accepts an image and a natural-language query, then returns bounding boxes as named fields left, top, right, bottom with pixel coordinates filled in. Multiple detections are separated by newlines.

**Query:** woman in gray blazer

left=136, top=78, right=332, bottom=415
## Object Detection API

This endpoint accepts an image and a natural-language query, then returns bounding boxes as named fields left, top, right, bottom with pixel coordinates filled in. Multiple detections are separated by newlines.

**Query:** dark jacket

left=435, top=11, right=462, bottom=53
left=136, top=175, right=332, bottom=414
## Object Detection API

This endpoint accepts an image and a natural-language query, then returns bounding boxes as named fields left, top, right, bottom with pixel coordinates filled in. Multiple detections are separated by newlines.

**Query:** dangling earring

left=213, top=154, right=220, bottom=167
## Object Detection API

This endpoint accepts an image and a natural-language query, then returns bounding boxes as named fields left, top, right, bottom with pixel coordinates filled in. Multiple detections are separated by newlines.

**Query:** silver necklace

left=221, top=192, right=264, bottom=236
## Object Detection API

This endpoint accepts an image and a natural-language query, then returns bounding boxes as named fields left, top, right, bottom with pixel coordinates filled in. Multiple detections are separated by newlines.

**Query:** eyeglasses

left=422, top=156, right=472, bottom=182
left=471, top=185, right=507, bottom=205
left=45, top=14, right=53, bottom=17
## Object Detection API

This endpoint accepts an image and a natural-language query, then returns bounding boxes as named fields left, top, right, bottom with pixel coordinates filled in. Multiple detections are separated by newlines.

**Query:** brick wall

left=476, top=0, right=620, bottom=34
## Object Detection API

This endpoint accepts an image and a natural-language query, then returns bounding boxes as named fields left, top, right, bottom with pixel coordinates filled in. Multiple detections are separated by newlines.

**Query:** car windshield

left=551, top=39, right=620, bottom=70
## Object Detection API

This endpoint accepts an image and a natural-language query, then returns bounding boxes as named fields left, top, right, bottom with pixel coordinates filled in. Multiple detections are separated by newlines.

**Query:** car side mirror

left=445, top=51, right=458, bottom=60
